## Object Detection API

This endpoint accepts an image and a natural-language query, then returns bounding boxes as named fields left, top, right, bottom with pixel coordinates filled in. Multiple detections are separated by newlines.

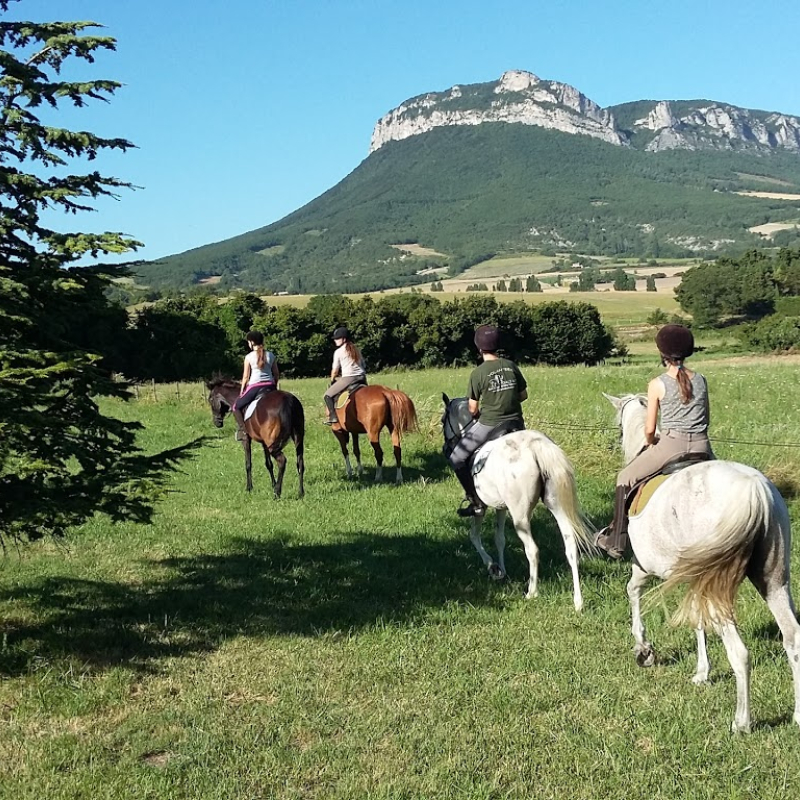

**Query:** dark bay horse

left=330, top=385, right=417, bottom=484
left=207, top=378, right=305, bottom=498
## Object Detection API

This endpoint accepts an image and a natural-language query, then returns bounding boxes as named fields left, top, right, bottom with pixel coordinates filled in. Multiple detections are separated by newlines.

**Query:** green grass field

left=2, top=356, right=800, bottom=799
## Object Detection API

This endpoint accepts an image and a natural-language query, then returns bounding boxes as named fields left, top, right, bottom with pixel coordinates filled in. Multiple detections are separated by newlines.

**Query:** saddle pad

left=629, top=474, right=670, bottom=516
left=335, top=392, right=351, bottom=409
left=244, top=396, right=262, bottom=421
left=471, top=438, right=503, bottom=477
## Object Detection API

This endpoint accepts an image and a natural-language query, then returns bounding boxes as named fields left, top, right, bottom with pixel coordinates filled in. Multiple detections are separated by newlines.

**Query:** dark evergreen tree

left=0, top=2, right=194, bottom=545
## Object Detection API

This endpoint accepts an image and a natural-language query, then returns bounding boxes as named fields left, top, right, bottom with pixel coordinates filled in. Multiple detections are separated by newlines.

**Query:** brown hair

left=344, top=341, right=362, bottom=366
left=246, top=331, right=266, bottom=369
left=665, top=358, right=693, bottom=403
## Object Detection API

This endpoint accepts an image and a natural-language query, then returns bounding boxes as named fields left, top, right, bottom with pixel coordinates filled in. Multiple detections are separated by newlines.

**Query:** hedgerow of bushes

left=119, top=293, right=616, bottom=382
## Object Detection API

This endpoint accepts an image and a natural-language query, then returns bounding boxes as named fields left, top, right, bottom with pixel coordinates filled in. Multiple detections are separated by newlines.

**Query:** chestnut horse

left=207, top=377, right=305, bottom=498
left=330, top=385, right=417, bottom=484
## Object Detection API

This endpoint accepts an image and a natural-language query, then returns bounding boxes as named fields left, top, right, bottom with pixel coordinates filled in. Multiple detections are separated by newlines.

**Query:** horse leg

left=369, top=434, right=383, bottom=483
left=507, top=508, right=541, bottom=601
left=390, top=426, right=403, bottom=485
left=760, top=584, right=800, bottom=728
left=333, top=429, right=353, bottom=478
left=627, top=563, right=655, bottom=667
left=466, top=512, right=500, bottom=579
left=692, top=623, right=711, bottom=685
left=493, top=509, right=507, bottom=580
left=261, top=443, right=277, bottom=489
left=352, top=433, right=364, bottom=477
left=242, top=435, right=254, bottom=492
left=272, top=450, right=287, bottom=500
left=546, top=503, right=583, bottom=612
left=294, top=437, right=305, bottom=499
left=714, top=620, right=751, bottom=733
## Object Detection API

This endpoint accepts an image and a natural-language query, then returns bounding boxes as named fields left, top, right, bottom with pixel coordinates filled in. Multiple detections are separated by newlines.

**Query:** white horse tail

left=660, top=470, right=773, bottom=628
left=531, top=432, right=596, bottom=553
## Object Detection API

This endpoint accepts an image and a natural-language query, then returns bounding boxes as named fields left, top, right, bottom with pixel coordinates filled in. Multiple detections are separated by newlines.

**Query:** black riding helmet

left=474, top=324, right=500, bottom=352
left=655, top=324, right=694, bottom=360
left=332, top=326, right=350, bottom=341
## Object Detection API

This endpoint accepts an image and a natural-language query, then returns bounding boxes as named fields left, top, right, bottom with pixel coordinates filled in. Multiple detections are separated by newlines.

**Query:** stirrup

left=234, top=429, right=247, bottom=441
left=457, top=499, right=486, bottom=518
left=594, top=527, right=624, bottom=560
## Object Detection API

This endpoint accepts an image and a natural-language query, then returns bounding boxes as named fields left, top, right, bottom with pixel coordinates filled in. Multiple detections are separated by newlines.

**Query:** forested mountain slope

left=135, top=72, right=800, bottom=294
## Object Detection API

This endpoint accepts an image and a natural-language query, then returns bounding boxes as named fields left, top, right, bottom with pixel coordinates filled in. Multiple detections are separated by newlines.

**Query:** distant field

left=734, top=190, right=800, bottom=200
left=749, top=221, right=799, bottom=237
left=461, top=253, right=562, bottom=278
left=461, top=255, right=697, bottom=281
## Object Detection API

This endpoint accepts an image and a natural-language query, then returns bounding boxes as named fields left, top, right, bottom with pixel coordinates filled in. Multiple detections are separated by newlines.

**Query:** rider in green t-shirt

left=447, top=324, right=528, bottom=517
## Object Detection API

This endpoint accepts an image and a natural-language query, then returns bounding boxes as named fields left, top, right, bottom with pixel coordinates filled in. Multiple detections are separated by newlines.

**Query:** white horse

left=605, top=392, right=800, bottom=732
left=442, top=395, right=595, bottom=609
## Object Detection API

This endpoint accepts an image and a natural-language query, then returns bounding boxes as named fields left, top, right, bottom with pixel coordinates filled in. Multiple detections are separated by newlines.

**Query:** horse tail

left=659, top=470, right=774, bottom=628
left=292, top=394, right=305, bottom=444
left=531, top=431, right=596, bottom=553
left=384, top=389, right=417, bottom=434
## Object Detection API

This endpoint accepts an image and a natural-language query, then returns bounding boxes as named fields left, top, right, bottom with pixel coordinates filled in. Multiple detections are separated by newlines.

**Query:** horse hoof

left=691, top=674, right=710, bottom=686
left=635, top=646, right=655, bottom=668
left=731, top=720, right=751, bottom=734
left=488, top=564, right=505, bottom=580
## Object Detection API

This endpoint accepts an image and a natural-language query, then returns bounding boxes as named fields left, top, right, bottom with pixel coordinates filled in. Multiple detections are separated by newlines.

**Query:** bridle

left=441, top=398, right=474, bottom=454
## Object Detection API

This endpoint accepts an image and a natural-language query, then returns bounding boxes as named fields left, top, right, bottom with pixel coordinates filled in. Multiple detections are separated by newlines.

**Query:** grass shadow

left=0, top=528, right=549, bottom=677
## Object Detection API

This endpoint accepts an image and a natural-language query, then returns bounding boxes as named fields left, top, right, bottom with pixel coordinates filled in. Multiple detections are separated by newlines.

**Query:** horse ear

left=602, top=392, right=623, bottom=409
left=442, top=392, right=450, bottom=406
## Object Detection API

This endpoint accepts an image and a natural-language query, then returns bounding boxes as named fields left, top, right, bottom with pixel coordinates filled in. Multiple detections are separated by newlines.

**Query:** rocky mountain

left=133, top=70, right=800, bottom=295
left=371, top=70, right=800, bottom=156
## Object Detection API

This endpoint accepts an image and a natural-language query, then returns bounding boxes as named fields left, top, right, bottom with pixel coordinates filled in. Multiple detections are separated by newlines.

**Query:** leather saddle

left=628, top=452, right=711, bottom=515
left=470, top=419, right=525, bottom=475
left=335, top=379, right=368, bottom=409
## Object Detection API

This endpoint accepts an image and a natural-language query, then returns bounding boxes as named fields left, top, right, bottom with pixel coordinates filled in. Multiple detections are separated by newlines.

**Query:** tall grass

left=1, top=359, right=799, bottom=799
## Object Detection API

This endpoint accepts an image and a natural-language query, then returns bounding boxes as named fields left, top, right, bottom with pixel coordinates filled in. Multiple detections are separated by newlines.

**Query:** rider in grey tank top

left=658, top=372, right=708, bottom=435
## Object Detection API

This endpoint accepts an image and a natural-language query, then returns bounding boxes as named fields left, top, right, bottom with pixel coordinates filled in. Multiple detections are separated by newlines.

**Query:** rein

left=442, top=401, right=473, bottom=455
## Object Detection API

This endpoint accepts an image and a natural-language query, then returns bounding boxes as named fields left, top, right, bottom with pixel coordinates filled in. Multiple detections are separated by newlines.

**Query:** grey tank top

left=658, top=372, right=709, bottom=434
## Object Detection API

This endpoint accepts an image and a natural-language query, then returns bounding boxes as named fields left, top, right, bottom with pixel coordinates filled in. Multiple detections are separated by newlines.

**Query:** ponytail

left=255, top=345, right=265, bottom=370
left=344, top=341, right=362, bottom=366
left=674, top=361, right=693, bottom=404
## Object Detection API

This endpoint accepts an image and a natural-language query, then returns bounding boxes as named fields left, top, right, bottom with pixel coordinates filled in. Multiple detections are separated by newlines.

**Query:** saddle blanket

left=244, top=396, right=262, bottom=421
left=335, top=383, right=367, bottom=409
left=629, top=474, right=670, bottom=516
left=471, top=438, right=503, bottom=477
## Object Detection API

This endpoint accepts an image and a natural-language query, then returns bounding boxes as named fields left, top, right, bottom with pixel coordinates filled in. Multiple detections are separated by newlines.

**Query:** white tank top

left=246, top=349, right=275, bottom=385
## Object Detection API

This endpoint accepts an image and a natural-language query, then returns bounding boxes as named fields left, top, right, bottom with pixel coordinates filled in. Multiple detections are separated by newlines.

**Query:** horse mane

left=619, top=394, right=649, bottom=464
left=206, top=373, right=239, bottom=391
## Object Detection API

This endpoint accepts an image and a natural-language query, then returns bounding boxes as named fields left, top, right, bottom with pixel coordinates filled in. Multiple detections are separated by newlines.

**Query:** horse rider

left=447, top=324, right=528, bottom=517
left=232, top=330, right=280, bottom=434
left=595, top=323, right=713, bottom=559
left=323, top=326, right=367, bottom=425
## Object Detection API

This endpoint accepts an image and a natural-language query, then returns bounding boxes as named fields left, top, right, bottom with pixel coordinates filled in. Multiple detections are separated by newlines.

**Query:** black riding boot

left=595, top=485, right=629, bottom=559
left=323, top=395, right=337, bottom=425
left=454, top=465, right=486, bottom=517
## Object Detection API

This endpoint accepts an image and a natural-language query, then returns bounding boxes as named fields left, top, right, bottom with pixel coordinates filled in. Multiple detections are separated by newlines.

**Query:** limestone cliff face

left=631, top=100, right=800, bottom=152
left=369, top=70, right=627, bottom=153
left=369, top=70, right=800, bottom=156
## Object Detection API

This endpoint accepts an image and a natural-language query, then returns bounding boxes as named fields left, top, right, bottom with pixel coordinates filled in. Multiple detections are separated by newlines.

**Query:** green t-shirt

left=467, top=357, right=527, bottom=427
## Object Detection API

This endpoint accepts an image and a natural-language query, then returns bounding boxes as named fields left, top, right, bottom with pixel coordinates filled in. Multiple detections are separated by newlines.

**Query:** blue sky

left=15, top=0, right=800, bottom=263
